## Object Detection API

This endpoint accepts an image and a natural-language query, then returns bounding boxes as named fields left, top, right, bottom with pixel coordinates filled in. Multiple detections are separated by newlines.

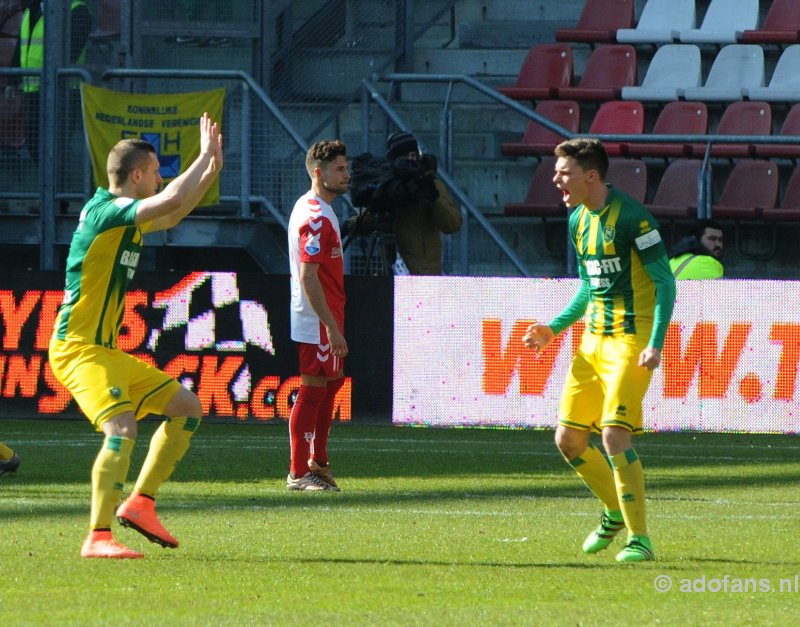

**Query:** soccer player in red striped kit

left=286, top=140, right=349, bottom=491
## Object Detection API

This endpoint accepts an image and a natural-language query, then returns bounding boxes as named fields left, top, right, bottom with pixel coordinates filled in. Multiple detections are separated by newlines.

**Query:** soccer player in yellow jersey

left=523, top=138, right=676, bottom=563
left=48, top=113, right=223, bottom=559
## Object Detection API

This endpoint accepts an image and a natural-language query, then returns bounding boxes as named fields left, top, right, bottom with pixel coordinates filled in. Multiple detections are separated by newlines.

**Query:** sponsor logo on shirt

left=304, top=233, right=321, bottom=256
left=635, top=229, right=662, bottom=250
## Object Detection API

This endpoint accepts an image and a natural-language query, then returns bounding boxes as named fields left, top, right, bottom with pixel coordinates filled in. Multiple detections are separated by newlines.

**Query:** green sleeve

left=548, top=281, right=590, bottom=336
left=643, top=257, right=676, bottom=349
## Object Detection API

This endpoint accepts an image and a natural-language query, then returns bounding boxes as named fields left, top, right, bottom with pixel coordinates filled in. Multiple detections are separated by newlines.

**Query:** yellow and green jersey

left=53, top=188, right=144, bottom=348
left=568, top=185, right=670, bottom=340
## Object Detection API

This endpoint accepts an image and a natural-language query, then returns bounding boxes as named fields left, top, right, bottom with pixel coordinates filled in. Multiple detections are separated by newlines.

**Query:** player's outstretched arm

left=135, top=112, right=223, bottom=230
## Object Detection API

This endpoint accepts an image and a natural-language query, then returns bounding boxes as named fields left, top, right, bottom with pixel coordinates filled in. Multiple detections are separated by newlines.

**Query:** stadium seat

left=711, top=160, right=778, bottom=220
left=761, top=166, right=800, bottom=223
left=557, top=45, right=637, bottom=102
left=606, top=158, right=647, bottom=203
left=752, top=102, right=800, bottom=160
left=616, top=0, right=695, bottom=45
left=678, top=0, right=759, bottom=45
left=587, top=100, right=644, bottom=157
left=620, top=44, right=701, bottom=102
left=622, top=101, right=707, bottom=159
left=645, top=159, right=703, bottom=220
left=496, top=44, right=573, bottom=102
left=687, top=101, right=771, bottom=159
left=0, top=96, right=25, bottom=149
left=739, top=0, right=800, bottom=45
left=503, top=158, right=564, bottom=218
left=554, top=0, right=635, bottom=45
left=744, top=45, right=800, bottom=103
left=683, top=44, right=764, bottom=102
left=500, top=100, right=580, bottom=158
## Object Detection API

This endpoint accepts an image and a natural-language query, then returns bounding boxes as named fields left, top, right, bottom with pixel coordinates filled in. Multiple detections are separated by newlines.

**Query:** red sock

left=311, top=377, right=345, bottom=467
left=289, top=385, right=326, bottom=477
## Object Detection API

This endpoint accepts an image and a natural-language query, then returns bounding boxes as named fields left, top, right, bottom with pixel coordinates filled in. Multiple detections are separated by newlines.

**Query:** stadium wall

left=0, top=272, right=393, bottom=424
left=394, top=276, right=800, bottom=434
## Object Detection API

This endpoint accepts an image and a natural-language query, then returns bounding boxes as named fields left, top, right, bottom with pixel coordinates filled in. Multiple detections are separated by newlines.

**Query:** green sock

left=90, top=436, right=135, bottom=529
left=568, top=444, right=621, bottom=512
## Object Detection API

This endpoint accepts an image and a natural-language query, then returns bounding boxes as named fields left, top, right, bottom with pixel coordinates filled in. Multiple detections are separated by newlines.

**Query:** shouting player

left=523, top=138, right=676, bottom=562
left=49, top=113, right=223, bottom=558
left=286, top=140, right=349, bottom=491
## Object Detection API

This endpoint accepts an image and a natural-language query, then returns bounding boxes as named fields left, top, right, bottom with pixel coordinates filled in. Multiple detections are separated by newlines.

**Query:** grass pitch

left=1, top=418, right=798, bottom=625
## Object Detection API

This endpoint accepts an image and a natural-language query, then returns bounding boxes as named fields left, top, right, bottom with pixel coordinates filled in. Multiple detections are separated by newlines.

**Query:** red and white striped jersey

left=288, top=191, right=345, bottom=344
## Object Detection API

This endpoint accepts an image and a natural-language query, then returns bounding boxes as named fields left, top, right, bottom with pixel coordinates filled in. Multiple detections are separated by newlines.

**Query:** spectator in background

left=385, top=131, right=462, bottom=275
left=669, top=219, right=724, bottom=279
left=5, top=0, right=91, bottom=160
left=0, top=443, right=20, bottom=476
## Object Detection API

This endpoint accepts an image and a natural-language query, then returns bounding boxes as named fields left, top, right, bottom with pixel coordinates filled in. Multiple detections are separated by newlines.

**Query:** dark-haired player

left=286, top=140, right=349, bottom=491
left=523, top=138, right=675, bottom=562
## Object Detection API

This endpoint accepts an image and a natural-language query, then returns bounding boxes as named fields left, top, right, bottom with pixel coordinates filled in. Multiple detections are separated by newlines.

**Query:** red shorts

left=296, top=341, right=344, bottom=377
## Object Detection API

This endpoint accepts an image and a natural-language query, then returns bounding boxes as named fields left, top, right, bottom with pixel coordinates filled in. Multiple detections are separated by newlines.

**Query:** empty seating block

left=762, top=166, right=800, bottom=222
left=607, top=158, right=647, bottom=203
left=645, top=159, right=703, bottom=220
left=753, top=102, right=800, bottom=160
left=739, top=0, right=800, bottom=45
left=588, top=100, right=644, bottom=157
left=500, top=100, right=579, bottom=157
left=557, top=45, right=637, bottom=102
left=687, top=101, right=771, bottom=159
left=616, top=0, right=695, bottom=45
left=497, top=44, right=573, bottom=101
left=711, top=160, right=778, bottom=220
left=745, top=45, right=800, bottom=103
left=679, top=0, right=759, bottom=45
left=504, top=158, right=564, bottom=217
left=621, top=44, right=701, bottom=102
left=683, top=44, right=764, bottom=102
left=622, top=101, right=708, bottom=159
left=555, top=0, right=634, bottom=45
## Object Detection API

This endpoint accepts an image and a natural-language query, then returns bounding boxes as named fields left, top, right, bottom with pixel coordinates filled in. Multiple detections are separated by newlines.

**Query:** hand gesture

left=522, top=322, right=555, bottom=355
left=638, top=346, right=661, bottom=371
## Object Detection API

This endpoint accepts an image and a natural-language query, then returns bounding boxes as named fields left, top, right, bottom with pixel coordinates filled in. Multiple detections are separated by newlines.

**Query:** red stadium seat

left=504, top=158, right=564, bottom=218
left=555, top=0, right=635, bottom=45
left=497, top=44, right=573, bottom=102
left=606, top=159, right=647, bottom=203
left=761, top=166, right=800, bottom=223
left=711, top=160, right=778, bottom=221
left=687, top=101, right=771, bottom=159
left=645, top=159, right=702, bottom=220
left=500, top=100, right=580, bottom=158
left=622, top=101, right=707, bottom=159
left=587, top=100, right=644, bottom=157
left=556, top=45, right=637, bottom=102
left=90, top=0, right=121, bottom=39
left=753, top=103, right=800, bottom=160
left=739, top=0, right=800, bottom=45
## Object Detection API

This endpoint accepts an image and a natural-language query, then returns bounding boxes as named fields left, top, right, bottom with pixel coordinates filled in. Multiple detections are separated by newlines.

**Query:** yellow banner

left=81, top=84, right=225, bottom=207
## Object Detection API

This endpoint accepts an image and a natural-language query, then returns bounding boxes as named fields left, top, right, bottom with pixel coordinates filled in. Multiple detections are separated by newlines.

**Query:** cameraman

left=383, top=132, right=462, bottom=275
left=669, top=219, right=724, bottom=279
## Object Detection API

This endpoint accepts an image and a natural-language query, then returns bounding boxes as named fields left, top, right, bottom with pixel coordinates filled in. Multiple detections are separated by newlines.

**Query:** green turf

left=1, top=418, right=798, bottom=625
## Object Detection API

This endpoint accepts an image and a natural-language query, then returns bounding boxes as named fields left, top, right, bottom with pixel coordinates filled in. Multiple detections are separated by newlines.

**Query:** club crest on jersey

left=304, top=233, right=321, bottom=256
left=639, top=220, right=652, bottom=232
left=603, top=226, right=615, bottom=243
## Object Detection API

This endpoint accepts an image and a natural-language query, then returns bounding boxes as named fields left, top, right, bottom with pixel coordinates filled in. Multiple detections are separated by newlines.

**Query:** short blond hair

left=106, top=139, right=157, bottom=187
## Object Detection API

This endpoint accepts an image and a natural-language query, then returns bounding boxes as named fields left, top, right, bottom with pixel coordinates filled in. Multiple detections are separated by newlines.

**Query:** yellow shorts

left=558, top=332, right=654, bottom=435
left=48, top=339, right=181, bottom=431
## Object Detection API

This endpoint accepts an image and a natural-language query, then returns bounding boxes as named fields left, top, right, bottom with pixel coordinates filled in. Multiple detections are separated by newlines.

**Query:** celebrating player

left=523, top=138, right=676, bottom=562
left=286, top=140, right=349, bottom=491
left=48, top=112, right=223, bottom=558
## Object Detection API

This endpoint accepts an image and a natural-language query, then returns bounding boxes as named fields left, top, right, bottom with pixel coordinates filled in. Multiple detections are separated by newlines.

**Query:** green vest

left=20, top=0, right=88, bottom=92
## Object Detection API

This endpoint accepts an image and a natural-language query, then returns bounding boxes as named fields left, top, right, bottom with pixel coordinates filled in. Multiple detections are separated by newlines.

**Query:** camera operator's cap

left=386, top=131, right=419, bottom=160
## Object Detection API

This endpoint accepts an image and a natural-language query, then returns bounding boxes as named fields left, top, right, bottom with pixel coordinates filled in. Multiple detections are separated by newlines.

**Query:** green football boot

left=582, top=511, right=626, bottom=554
left=615, top=535, right=655, bottom=563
